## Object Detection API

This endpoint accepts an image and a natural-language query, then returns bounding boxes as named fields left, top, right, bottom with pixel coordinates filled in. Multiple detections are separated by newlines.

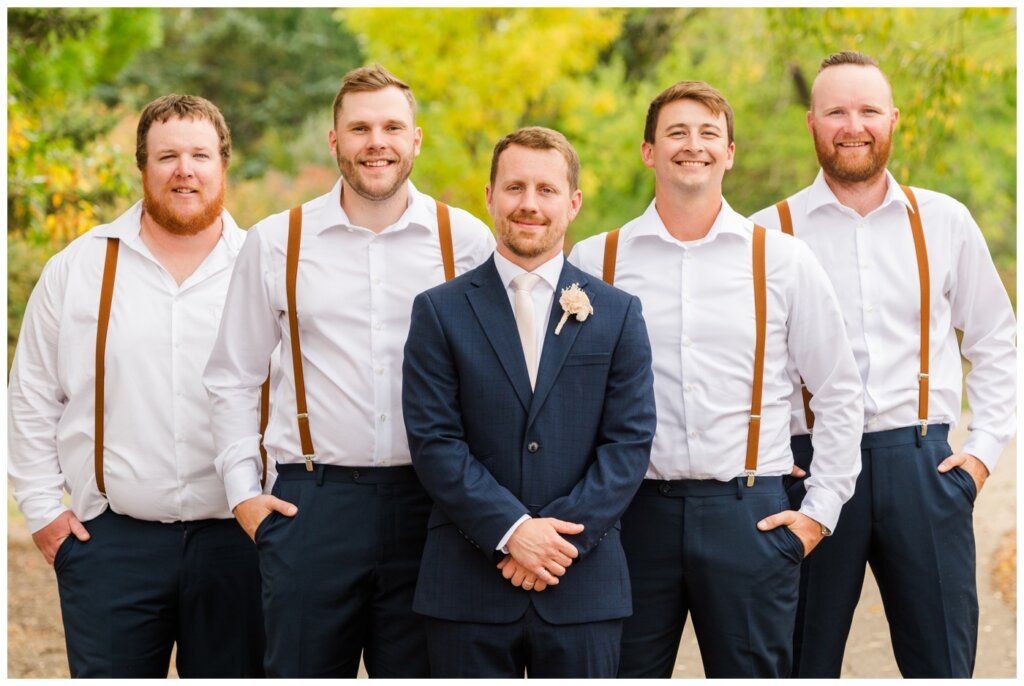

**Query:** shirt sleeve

left=203, top=225, right=282, bottom=510
left=784, top=239, right=865, bottom=532
left=8, top=252, right=72, bottom=533
left=948, top=203, right=1017, bottom=471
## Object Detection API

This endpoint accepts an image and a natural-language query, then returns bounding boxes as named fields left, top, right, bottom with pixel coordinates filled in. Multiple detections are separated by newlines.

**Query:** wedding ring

left=523, top=581, right=534, bottom=589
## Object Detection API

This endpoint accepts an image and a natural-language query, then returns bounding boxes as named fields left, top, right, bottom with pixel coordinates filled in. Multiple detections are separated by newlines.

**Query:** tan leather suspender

left=95, top=238, right=272, bottom=494
left=601, top=225, right=770, bottom=486
left=437, top=201, right=455, bottom=281
left=602, top=228, right=621, bottom=285
left=285, top=200, right=456, bottom=472
left=776, top=186, right=930, bottom=435
left=95, top=238, right=120, bottom=495
left=259, top=374, right=270, bottom=487
left=745, top=226, right=768, bottom=486
left=775, top=200, right=816, bottom=431
left=286, top=206, right=316, bottom=471
left=901, top=186, right=931, bottom=435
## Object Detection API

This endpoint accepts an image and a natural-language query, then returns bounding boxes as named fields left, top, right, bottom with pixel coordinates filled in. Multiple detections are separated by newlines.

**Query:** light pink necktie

left=511, top=273, right=542, bottom=389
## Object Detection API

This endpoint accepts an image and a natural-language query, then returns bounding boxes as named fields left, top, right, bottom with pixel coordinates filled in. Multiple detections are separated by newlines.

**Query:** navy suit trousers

left=618, top=476, right=802, bottom=678
left=54, top=509, right=264, bottom=678
left=425, top=604, right=622, bottom=677
left=256, top=463, right=431, bottom=678
left=788, top=424, right=978, bottom=678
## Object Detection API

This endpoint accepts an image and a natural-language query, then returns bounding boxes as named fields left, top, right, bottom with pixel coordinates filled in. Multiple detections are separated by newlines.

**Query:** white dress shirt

left=750, top=170, right=1016, bottom=472
left=569, top=198, right=864, bottom=530
left=8, top=202, right=246, bottom=533
left=491, top=250, right=564, bottom=551
left=203, top=178, right=495, bottom=510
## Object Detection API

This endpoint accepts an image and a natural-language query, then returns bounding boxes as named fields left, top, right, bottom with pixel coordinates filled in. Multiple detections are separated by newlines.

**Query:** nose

left=683, top=131, right=704, bottom=152
left=844, top=113, right=868, bottom=134
left=366, top=127, right=387, bottom=150
left=519, top=187, right=541, bottom=211
left=174, top=156, right=195, bottom=177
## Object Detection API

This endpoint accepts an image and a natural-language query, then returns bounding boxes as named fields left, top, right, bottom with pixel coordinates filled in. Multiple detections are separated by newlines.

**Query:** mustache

left=507, top=211, right=549, bottom=225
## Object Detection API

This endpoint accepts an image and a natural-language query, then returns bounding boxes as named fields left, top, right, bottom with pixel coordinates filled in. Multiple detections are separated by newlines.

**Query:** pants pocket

left=53, top=534, right=76, bottom=573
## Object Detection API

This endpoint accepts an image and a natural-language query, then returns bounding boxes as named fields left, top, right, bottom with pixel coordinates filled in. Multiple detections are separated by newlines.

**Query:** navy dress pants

left=787, top=424, right=978, bottom=678
left=54, top=509, right=264, bottom=678
left=256, top=463, right=431, bottom=677
left=426, top=604, right=622, bottom=677
left=618, top=476, right=802, bottom=678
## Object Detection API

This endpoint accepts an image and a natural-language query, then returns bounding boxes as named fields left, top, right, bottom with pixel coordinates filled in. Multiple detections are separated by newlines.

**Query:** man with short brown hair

left=751, top=50, right=1016, bottom=678
left=569, top=81, right=863, bottom=677
left=203, top=64, right=494, bottom=677
left=8, top=94, right=264, bottom=677
left=403, top=126, right=656, bottom=677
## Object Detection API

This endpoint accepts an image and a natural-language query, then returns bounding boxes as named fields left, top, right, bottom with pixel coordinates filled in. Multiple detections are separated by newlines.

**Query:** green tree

left=117, top=8, right=364, bottom=177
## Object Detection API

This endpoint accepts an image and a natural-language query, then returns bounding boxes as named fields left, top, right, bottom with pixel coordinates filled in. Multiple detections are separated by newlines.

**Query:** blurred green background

left=8, top=7, right=1017, bottom=367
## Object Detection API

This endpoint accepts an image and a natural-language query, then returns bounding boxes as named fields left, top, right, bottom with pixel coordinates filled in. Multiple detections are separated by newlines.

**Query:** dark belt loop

left=315, top=463, right=326, bottom=486
left=735, top=477, right=744, bottom=500
left=915, top=425, right=923, bottom=448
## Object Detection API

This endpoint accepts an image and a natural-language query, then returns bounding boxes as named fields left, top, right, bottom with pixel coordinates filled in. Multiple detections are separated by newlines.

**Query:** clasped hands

left=496, top=517, right=583, bottom=593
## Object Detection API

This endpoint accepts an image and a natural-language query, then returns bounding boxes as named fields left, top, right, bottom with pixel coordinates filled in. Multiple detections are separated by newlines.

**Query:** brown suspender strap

left=744, top=226, right=768, bottom=486
left=901, top=185, right=930, bottom=435
left=776, top=199, right=794, bottom=236
left=437, top=201, right=455, bottom=282
left=259, top=374, right=271, bottom=488
left=775, top=200, right=816, bottom=430
left=287, top=206, right=316, bottom=471
left=602, top=228, right=621, bottom=285
left=94, top=238, right=120, bottom=495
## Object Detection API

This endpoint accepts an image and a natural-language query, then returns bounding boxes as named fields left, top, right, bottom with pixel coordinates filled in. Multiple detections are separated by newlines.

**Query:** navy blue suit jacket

left=402, top=256, right=656, bottom=625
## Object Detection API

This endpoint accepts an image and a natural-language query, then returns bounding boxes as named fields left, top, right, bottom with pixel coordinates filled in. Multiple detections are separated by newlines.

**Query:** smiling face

left=329, top=86, right=422, bottom=202
left=141, top=116, right=226, bottom=236
left=808, top=63, right=899, bottom=184
left=487, top=143, right=582, bottom=270
left=642, top=98, right=735, bottom=195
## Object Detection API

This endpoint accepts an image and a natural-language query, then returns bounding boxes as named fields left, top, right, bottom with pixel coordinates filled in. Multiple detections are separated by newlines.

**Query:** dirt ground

left=6, top=416, right=1015, bottom=678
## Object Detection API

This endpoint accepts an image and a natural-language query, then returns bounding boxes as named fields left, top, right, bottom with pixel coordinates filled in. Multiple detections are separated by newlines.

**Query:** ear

left=805, top=109, right=814, bottom=136
left=328, top=129, right=338, bottom=157
left=641, top=140, right=655, bottom=169
left=412, top=126, right=423, bottom=157
left=724, top=141, right=735, bottom=171
left=891, top=107, right=900, bottom=129
left=484, top=184, right=494, bottom=217
left=568, top=188, right=583, bottom=222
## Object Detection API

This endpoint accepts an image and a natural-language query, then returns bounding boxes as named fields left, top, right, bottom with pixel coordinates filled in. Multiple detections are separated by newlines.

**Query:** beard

left=813, top=127, right=893, bottom=184
left=142, top=173, right=226, bottom=236
left=336, top=150, right=414, bottom=202
left=497, top=211, right=566, bottom=259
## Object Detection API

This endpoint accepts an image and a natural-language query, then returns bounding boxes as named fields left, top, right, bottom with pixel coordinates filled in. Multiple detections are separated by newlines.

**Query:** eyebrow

left=664, top=122, right=722, bottom=133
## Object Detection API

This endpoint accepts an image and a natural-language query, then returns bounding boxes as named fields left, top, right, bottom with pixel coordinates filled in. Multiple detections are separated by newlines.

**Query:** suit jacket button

left=527, top=442, right=540, bottom=453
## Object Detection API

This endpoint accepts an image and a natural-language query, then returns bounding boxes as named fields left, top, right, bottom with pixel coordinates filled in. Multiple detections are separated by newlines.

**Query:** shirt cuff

left=223, top=459, right=266, bottom=512
left=497, top=514, right=532, bottom=553
left=962, top=430, right=1004, bottom=474
left=798, top=485, right=843, bottom=534
left=23, top=500, right=70, bottom=535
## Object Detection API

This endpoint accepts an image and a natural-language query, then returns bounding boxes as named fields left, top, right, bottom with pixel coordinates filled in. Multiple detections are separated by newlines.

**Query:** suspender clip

left=297, top=412, right=309, bottom=420
left=749, top=414, right=761, bottom=423
left=919, top=420, right=928, bottom=437
left=304, top=454, right=315, bottom=471
left=745, top=471, right=756, bottom=488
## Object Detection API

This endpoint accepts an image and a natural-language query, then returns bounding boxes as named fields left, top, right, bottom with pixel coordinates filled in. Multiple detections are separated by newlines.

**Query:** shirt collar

left=92, top=200, right=244, bottom=255
left=806, top=168, right=913, bottom=216
left=493, top=250, right=564, bottom=293
left=626, top=195, right=748, bottom=246
left=314, top=177, right=434, bottom=236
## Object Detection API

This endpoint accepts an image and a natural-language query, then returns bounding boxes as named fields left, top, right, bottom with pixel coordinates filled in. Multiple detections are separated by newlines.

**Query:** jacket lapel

left=528, top=262, right=596, bottom=426
left=466, top=257, right=534, bottom=412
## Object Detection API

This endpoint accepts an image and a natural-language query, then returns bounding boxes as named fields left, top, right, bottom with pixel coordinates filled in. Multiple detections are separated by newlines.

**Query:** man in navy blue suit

left=402, top=126, right=657, bottom=677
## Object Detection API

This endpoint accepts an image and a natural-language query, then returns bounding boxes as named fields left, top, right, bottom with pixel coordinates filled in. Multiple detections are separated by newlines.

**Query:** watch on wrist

left=820, top=523, right=833, bottom=537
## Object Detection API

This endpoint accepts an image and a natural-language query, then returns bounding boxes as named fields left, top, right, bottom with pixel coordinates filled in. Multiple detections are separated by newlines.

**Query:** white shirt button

left=688, top=430, right=698, bottom=438
left=682, top=337, right=692, bottom=347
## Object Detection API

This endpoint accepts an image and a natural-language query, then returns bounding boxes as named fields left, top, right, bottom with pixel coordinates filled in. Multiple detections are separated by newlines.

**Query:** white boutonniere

left=554, top=283, right=593, bottom=335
